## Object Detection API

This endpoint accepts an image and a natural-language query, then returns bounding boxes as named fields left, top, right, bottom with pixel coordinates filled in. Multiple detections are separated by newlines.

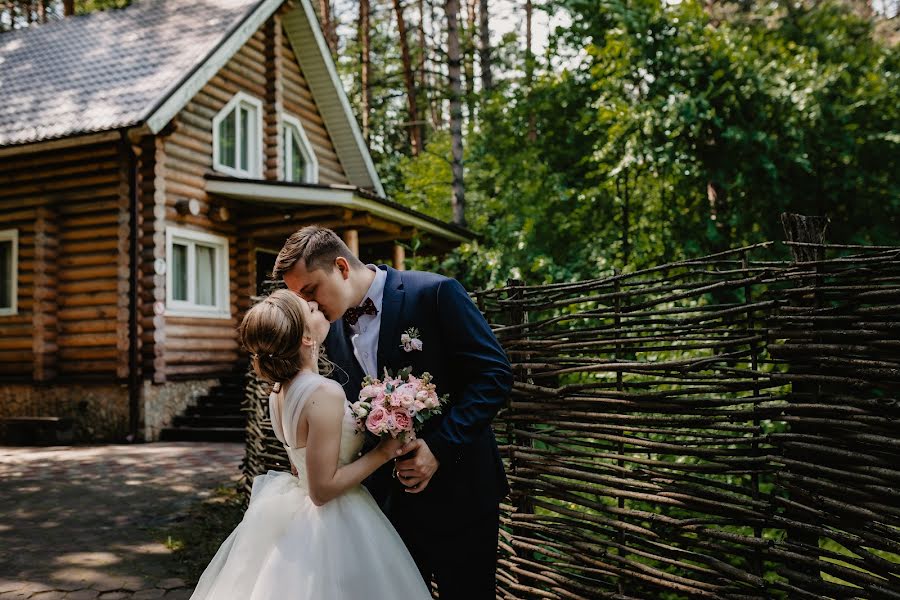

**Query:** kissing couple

left=189, top=225, right=512, bottom=600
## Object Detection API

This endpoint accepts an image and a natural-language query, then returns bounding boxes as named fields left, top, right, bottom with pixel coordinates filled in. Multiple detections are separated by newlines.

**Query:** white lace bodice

left=268, top=372, right=363, bottom=491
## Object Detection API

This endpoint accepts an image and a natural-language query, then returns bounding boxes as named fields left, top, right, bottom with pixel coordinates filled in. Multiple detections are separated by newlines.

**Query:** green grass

left=156, top=484, right=245, bottom=584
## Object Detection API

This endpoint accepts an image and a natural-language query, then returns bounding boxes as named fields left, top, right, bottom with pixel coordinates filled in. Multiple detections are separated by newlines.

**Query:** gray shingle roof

left=0, top=0, right=264, bottom=147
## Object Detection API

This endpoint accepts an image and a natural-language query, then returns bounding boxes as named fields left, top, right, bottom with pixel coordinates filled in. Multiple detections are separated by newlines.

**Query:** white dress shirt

left=349, top=265, right=386, bottom=379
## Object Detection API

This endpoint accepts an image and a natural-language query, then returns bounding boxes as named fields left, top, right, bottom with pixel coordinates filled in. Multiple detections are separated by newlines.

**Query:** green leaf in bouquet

left=398, top=366, right=413, bottom=379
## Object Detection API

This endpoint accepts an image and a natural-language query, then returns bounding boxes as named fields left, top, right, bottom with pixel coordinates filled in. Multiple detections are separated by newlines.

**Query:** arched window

left=213, top=92, right=264, bottom=178
left=281, top=113, right=318, bottom=184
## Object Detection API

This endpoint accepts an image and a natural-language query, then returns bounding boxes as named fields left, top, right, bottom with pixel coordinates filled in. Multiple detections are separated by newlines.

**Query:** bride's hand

left=374, top=436, right=405, bottom=462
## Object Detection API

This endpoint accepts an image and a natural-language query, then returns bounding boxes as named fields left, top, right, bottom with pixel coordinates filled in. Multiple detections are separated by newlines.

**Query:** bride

left=190, top=289, right=432, bottom=599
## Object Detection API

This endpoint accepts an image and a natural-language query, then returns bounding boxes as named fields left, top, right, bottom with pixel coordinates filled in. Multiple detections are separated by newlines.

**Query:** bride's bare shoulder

left=305, top=378, right=346, bottom=416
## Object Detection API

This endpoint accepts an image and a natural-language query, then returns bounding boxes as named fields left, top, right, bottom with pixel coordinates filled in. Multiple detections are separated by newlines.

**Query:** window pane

left=172, top=243, right=188, bottom=301
left=239, top=106, right=250, bottom=172
left=195, top=244, right=216, bottom=306
left=283, top=128, right=293, bottom=182
left=290, top=128, right=306, bottom=183
left=0, top=241, right=10, bottom=309
left=218, top=109, right=236, bottom=168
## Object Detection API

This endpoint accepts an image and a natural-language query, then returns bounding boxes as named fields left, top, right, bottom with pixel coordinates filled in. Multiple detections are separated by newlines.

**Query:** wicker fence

left=241, top=221, right=899, bottom=599
left=474, top=233, right=899, bottom=599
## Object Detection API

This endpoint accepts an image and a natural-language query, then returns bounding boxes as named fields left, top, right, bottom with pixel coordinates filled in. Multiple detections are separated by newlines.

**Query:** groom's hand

left=395, top=439, right=439, bottom=494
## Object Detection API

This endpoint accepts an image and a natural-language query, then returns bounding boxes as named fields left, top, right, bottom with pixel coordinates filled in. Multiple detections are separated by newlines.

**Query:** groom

left=273, top=226, right=512, bottom=599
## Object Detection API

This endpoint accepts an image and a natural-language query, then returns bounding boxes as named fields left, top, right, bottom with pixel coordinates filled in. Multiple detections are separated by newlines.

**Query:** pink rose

left=388, top=393, right=403, bottom=408
left=394, top=383, right=417, bottom=408
left=423, top=391, right=440, bottom=409
left=366, top=406, right=388, bottom=434
left=370, top=392, right=386, bottom=408
left=359, top=385, right=380, bottom=400
left=393, top=409, right=413, bottom=432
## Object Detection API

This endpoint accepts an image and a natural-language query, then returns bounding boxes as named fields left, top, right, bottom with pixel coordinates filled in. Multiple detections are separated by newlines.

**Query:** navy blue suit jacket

left=324, top=266, right=512, bottom=526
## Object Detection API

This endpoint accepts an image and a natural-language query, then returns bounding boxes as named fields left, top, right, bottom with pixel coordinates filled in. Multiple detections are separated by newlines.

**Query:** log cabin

left=0, top=0, right=471, bottom=443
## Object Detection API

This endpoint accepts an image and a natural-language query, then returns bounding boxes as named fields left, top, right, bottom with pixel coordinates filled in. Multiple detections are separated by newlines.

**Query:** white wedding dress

left=189, top=371, right=432, bottom=599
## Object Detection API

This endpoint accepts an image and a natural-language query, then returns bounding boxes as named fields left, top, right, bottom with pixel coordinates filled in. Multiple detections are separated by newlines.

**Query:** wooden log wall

left=0, top=205, right=34, bottom=378
left=0, top=134, right=125, bottom=381
left=280, top=14, right=347, bottom=185
left=32, top=206, right=58, bottom=382
left=140, top=136, right=167, bottom=383
left=157, top=13, right=351, bottom=379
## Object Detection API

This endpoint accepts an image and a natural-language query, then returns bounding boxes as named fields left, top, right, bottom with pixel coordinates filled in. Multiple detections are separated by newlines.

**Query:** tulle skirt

left=189, top=471, right=432, bottom=599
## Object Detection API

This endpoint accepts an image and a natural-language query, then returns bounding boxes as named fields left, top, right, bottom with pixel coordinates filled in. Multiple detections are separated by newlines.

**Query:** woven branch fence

left=240, top=217, right=899, bottom=599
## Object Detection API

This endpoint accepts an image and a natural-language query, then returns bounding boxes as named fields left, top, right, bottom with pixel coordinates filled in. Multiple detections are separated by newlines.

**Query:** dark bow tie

left=343, top=297, right=378, bottom=326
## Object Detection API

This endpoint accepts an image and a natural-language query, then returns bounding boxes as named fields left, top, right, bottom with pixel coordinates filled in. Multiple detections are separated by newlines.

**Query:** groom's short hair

left=272, top=226, right=364, bottom=279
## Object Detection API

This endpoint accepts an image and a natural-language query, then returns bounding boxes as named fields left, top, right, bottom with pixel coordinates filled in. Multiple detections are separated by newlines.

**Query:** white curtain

left=196, top=244, right=216, bottom=306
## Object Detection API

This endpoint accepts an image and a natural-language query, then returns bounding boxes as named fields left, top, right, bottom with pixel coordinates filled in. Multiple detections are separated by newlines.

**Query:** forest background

left=4, top=0, right=899, bottom=290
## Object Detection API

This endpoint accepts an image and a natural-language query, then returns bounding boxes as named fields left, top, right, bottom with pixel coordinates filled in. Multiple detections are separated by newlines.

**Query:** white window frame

left=165, top=226, right=231, bottom=319
left=212, top=91, right=265, bottom=179
left=0, top=228, right=17, bottom=316
left=281, top=113, right=319, bottom=184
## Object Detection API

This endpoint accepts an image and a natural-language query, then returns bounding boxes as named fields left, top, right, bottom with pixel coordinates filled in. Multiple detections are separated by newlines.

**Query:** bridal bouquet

left=350, top=368, right=448, bottom=442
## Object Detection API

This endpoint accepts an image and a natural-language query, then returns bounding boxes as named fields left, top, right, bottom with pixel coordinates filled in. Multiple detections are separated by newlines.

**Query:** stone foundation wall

left=142, top=379, right=217, bottom=441
left=0, top=383, right=129, bottom=441
left=0, top=378, right=219, bottom=442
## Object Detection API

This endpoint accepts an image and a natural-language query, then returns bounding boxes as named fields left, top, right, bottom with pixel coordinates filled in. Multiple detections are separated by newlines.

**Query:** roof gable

left=281, top=1, right=385, bottom=196
left=0, top=0, right=265, bottom=146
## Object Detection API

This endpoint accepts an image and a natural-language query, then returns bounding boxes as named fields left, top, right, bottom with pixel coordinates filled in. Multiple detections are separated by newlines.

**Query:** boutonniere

left=400, top=327, right=423, bottom=352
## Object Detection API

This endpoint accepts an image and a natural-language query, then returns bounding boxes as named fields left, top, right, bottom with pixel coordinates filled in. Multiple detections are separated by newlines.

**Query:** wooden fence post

left=505, top=278, right=534, bottom=515
left=742, top=250, right=764, bottom=581
left=780, top=212, right=829, bottom=586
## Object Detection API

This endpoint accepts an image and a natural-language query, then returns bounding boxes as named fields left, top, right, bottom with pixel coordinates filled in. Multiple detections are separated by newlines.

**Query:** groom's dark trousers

left=325, top=266, right=512, bottom=600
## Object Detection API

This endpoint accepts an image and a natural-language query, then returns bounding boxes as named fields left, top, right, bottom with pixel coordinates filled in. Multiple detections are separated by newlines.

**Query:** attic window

left=281, top=114, right=318, bottom=184
left=0, top=229, right=17, bottom=316
left=213, top=92, right=264, bottom=179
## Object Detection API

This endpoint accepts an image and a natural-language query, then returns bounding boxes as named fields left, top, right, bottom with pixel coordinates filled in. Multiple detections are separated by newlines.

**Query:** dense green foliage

left=378, top=0, right=899, bottom=289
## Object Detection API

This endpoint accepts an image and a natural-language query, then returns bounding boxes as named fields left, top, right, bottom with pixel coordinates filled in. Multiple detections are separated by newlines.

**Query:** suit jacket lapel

left=377, top=266, right=405, bottom=376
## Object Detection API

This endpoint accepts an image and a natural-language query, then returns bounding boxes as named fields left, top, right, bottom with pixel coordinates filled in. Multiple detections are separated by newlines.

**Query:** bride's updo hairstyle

left=239, top=289, right=307, bottom=384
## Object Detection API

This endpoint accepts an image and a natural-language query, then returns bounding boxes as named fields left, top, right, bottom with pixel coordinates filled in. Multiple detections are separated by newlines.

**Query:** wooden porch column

left=393, top=243, right=406, bottom=271
left=343, top=229, right=359, bottom=257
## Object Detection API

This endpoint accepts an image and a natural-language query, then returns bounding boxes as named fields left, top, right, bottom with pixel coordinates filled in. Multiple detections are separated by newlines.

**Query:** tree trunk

left=430, top=0, right=444, bottom=129
left=393, top=0, right=423, bottom=156
left=525, top=0, right=536, bottom=141
left=359, top=0, right=372, bottom=142
left=617, top=173, right=631, bottom=266
left=707, top=180, right=729, bottom=251
left=318, top=0, right=337, bottom=55
left=63, top=0, right=74, bottom=15
left=464, top=0, right=477, bottom=123
left=445, top=0, right=466, bottom=226
left=417, top=0, right=429, bottom=145
left=478, top=0, right=492, bottom=93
